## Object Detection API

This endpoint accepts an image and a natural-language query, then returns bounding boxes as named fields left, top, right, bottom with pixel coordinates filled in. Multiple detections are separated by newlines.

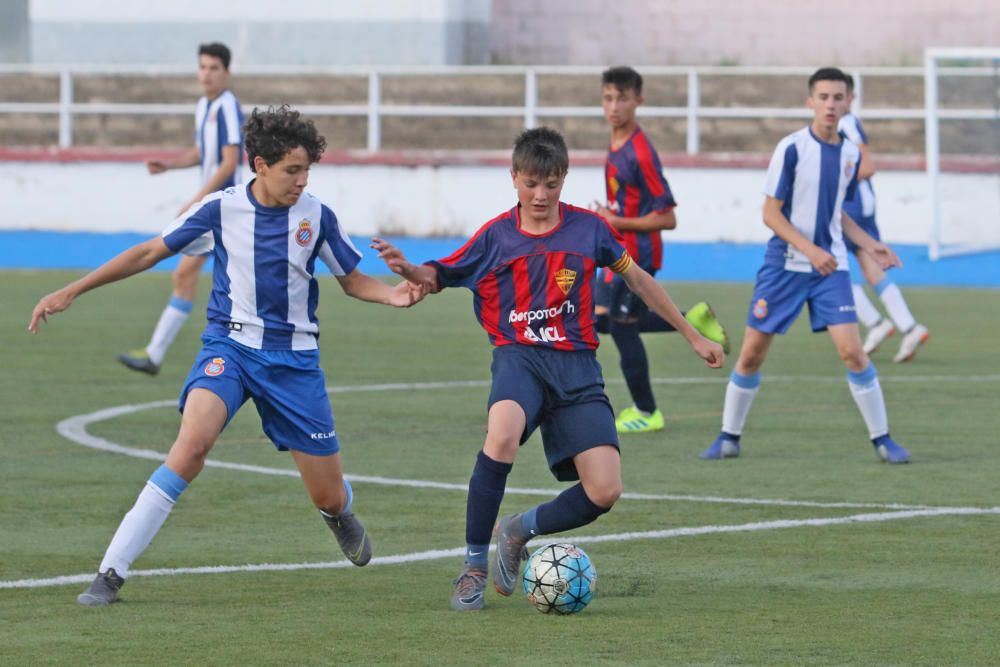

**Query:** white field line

left=4, top=506, right=998, bottom=590
left=59, top=400, right=934, bottom=511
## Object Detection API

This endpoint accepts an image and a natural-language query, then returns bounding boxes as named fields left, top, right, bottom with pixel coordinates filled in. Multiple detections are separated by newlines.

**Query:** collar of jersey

left=514, top=202, right=565, bottom=238
left=807, top=125, right=844, bottom=147
left=245, top=180, right=292, bottom=213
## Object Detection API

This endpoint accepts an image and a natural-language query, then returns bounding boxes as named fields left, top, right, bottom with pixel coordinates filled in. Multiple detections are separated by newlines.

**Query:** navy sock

left=610, top=320, right=656, bottom=413
left=535, top=483, right=610, bottom=536
left=595, top=312, right=610, bottom=334
left=465, top=450, right=512, bottom=566
left=638, top=310, right=677, bottom=333
left=722, top=431, right=741, bottom=442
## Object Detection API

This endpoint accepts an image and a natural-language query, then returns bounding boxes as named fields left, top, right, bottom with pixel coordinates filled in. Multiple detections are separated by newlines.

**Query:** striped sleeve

left=633, top=133, right=676, bottom=211
left=161, top=192, right=222, bottom=255
left=317, top=205, right=361, bottom=276
left=764, top=136, right=797, bottom=200
left=218, top=92, right=243, bottom=146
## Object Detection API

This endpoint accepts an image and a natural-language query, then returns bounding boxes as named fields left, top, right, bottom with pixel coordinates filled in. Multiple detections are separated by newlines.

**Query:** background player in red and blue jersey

left=372, top=127, right=724, bottom=611
left=30, top=107, right=426, bottom=606
left=700, top=68, right=911, bottom=465
left=592, top=66, right=730, bottom=435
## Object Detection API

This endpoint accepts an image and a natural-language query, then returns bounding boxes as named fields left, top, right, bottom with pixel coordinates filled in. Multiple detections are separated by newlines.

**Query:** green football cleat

left=615, top=406, right=665, bottom=434
left=116, top=349, right=161, bottom=376
left=685, top=302, right=730, bottom=354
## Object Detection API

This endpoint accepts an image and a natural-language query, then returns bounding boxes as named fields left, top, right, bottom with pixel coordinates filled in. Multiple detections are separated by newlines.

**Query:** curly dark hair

left=243, top=105, right=327, bottom=173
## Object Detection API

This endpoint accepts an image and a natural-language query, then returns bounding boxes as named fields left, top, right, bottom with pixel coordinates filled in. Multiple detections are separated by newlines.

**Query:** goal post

left=925, top=47, right=1000, bottom=260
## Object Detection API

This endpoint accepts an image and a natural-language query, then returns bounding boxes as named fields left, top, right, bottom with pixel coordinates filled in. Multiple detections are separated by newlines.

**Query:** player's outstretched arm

left=335, top=269, right=427, bottom=308
left=370, top=238, right=440, bottom=293
left=620, top=263, right=725, bottom=368
left=842, top=213, right=902, bottom=270
left=763, top=196, right=838, bottom=275
left=28, top=237, right=175, bottom=334
left=592, top=202, right=677, bottom=232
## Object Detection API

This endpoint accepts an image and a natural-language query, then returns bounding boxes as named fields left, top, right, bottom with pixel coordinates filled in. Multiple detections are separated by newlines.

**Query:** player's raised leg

left=292, top=449, right=371, bottom=566
left=77, top=388, right=226, bottom=606
left=828, top=323, right=910, bottom=463
left=702, top=326, right=772, bottom=459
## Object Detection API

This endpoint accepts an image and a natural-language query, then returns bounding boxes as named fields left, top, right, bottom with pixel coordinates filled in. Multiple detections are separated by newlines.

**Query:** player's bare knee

left=585, top=479, right=622, bottom=509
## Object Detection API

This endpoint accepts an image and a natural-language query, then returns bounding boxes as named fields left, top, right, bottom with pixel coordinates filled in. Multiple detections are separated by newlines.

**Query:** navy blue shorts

left=746, top=265, right=858, bottom=334
left=844, top=214, right=881, bottom=253
left=488, top=345, right=619, bottom=481
left=595, top=268, right=655, bottom=321
left=179, top=335, right=339, bottom=456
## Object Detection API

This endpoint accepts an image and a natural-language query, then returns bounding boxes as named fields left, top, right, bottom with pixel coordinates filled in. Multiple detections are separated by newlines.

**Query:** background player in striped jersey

left=118, top=42, right=245, bottom=376
left=30, top=106, right=426, bottom=606
left=701, top=68, right=911, bottom=464
left=592, top=66, right=730, bottom=435
left=372, top=127, right=724, bottom=611
left=840, top=74, right=929, bottom=363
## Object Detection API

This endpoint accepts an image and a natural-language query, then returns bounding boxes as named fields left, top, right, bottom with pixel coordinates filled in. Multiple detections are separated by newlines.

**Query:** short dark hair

left=844, top=73, right=855, bottom=93
left=198, top=42, right=231, bottom=70
left=808, top=67, right=850, bottom=92
left=244, top=105, right=327, bottom=172
left=511, top=127, right=569, bottom=179
left=602, top=66, right=643, bottom=95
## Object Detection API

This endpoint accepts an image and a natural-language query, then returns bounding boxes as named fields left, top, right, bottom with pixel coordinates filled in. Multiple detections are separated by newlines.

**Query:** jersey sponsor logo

left=554, top=268, right=577, bottom=295
left=753, top=298, right=768, bottom=319
left=523, top=325, right=567, bottom=343
left=295, top=220, right=313, bottom=246
left=204, top=357, right=226, bottom=376
left=508, top=300, right=576, bottom=325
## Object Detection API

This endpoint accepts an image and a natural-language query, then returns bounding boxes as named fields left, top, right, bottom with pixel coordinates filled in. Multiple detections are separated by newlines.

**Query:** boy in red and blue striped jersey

left=593, top=66, right=729, bottom=435
left=372, top=127, right=725, bottom=611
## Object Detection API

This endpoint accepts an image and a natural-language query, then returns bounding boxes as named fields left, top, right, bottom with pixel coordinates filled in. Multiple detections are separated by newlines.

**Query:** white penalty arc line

left=4, top=506, right=998, bottom=590
left=59, top=400, right=935, bottom=512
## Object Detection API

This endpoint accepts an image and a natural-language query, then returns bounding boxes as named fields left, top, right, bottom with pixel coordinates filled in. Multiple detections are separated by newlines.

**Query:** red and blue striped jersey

left=605, top=126, right=676, bottom=271
left=427, top=203, right=632, bottom=351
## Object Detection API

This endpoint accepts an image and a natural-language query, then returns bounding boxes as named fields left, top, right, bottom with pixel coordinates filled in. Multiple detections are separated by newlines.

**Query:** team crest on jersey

left=753, top=298, right=768, bottom=319
left=608, top=176, right=620, bottom=198
left=554, top=268, right=577, bottom=295
left=204, top=357, right=226, bottom=377
left=294, top=220, right=313, bottom=246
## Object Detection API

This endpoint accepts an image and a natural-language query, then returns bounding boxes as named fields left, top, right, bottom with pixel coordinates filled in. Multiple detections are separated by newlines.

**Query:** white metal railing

left=0, top=64, right=996, bottom=152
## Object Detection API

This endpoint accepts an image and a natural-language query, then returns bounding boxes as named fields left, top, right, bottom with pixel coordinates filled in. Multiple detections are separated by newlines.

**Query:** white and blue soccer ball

left=521, top=543, right=596, bottom=614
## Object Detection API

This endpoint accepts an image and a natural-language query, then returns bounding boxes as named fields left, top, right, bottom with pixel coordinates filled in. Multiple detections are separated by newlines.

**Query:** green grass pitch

left=2, top=270, right=999, bottom=666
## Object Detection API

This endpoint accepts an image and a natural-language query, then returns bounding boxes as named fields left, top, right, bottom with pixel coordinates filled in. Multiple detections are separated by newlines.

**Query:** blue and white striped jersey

left=161, top=182, right=362, bottom=351
left=762, top=126, right=861, bottom=273
left=838, top=112, right=876, bottom=219
left=195, top=89, right=244, bottom=187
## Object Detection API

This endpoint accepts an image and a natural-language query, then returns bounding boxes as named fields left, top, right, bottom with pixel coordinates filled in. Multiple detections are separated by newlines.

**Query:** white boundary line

left=17, top=375, right=995, bottom=593
left=4, top=506, right=997, bottom=590
left=58, top=398, right=937, bottom=511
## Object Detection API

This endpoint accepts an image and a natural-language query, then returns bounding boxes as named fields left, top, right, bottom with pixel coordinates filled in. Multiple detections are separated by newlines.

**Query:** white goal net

left=924, top=47, right=1000, bottom=259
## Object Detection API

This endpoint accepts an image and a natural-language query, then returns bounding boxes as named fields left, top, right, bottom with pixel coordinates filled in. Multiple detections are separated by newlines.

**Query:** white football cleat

left=893, top=324, right=930, bottom=363
left=862, top=319, right=895, bottom=355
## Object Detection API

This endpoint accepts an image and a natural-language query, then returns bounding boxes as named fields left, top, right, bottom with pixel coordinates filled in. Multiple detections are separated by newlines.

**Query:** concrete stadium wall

left=4, top=161, right=995, bottom=247
left=26, top=0, right=492, bottom=65
left=490, top=0, right=1000, bottom=66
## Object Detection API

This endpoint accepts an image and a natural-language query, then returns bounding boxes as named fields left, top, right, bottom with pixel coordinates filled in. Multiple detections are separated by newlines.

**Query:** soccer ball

left=521, top=543, right=596, bottom=614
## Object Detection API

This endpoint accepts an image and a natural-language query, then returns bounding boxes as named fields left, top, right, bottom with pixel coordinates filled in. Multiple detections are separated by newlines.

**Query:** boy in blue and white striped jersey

left=30, top=106, right=427, bottom=605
